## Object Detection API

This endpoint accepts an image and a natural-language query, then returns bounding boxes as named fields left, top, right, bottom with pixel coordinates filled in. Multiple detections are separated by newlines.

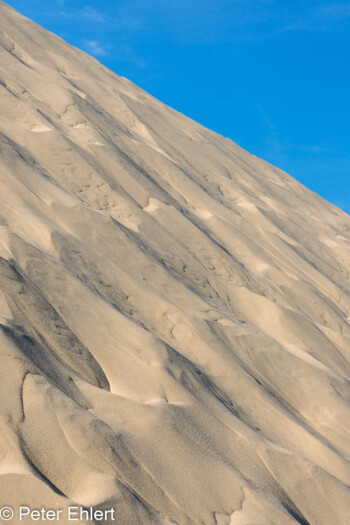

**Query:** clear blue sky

left=7, top=0, right=350, bottom=213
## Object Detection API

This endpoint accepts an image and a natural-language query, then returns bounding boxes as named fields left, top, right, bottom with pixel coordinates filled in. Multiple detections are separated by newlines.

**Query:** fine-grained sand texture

left=0, top=2, right=349, bottom=524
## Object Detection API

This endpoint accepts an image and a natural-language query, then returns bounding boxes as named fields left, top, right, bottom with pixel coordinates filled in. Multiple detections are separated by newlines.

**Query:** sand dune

left=0, top=1, right=349, bottom=523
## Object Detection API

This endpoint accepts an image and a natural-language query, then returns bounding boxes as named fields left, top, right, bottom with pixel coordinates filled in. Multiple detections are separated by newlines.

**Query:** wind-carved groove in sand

left=0, top=257, right=109, bottom=391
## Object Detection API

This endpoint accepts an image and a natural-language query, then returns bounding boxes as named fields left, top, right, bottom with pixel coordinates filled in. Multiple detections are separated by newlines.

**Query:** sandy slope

left=0, top=2, right=349, bottom=523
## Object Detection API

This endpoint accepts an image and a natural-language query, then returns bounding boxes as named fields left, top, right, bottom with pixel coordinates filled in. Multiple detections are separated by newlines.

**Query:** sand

left=0, top=1, right=349, bottom=523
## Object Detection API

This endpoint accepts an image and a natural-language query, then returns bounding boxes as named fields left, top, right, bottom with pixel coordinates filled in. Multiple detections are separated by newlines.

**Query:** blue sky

left=7, top=0, right=350, bottom=213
